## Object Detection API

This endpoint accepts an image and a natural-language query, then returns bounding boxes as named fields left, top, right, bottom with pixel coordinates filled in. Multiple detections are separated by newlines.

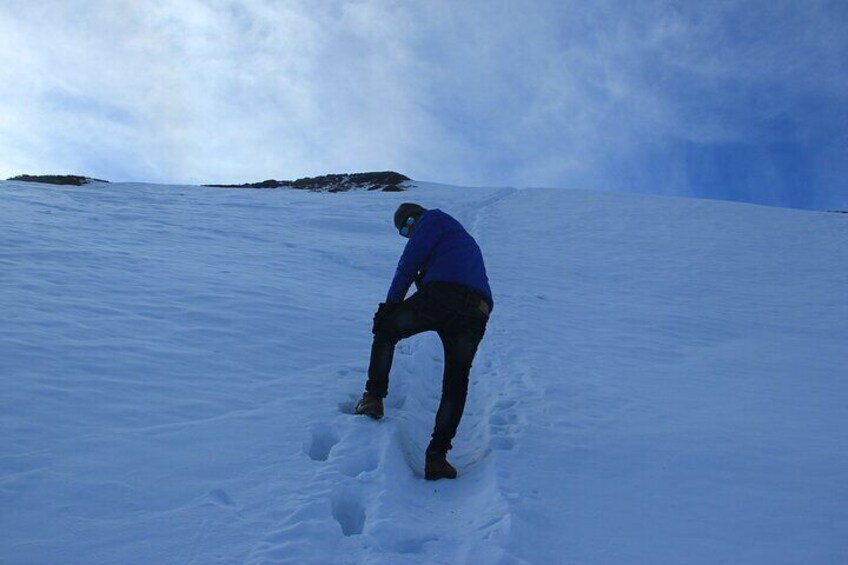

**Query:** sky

left=0, top=0, right=846, bottom=210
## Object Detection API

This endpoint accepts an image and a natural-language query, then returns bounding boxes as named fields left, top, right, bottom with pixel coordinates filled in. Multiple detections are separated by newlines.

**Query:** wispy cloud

left=0, top=0, right=845, bottom=208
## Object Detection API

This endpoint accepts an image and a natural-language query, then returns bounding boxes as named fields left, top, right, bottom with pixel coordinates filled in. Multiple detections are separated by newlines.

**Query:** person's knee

left=374, top=324, right=402, bottom=346
left=376, top=307, right=419, bottom=344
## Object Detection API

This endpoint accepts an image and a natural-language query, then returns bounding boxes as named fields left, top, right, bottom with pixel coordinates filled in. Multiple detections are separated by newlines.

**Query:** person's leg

left=428, top=326, right=483, bottom=453
left=365, top=292, right=436, bottom=398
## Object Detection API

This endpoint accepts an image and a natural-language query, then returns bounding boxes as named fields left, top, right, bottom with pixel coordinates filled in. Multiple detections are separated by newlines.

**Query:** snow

left=1, top=179, right=847, bottom=564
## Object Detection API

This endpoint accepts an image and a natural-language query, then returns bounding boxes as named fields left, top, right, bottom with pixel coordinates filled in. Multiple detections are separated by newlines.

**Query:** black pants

left=366, top=282, right=489, bottom=453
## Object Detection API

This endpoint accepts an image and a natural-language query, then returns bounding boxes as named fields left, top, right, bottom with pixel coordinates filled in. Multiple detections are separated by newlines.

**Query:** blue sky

left=1, top=0, right=846, bottom=210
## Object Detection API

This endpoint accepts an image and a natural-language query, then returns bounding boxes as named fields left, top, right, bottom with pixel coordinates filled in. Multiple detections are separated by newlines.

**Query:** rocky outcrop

left=205, top=171, right=411, bottom=192
left=206, top=179, right=292, bottom=189
left=7, top=171, right=411, bottom=192
left=8, top=174, right=109, bottom=186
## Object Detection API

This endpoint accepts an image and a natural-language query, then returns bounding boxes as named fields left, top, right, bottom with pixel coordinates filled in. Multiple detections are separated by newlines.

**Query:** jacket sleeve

left=386, top=213, right=441, bottom=302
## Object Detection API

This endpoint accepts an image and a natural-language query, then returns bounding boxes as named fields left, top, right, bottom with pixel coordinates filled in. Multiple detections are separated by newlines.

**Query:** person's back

left=387, top=209, right=493, bottom=310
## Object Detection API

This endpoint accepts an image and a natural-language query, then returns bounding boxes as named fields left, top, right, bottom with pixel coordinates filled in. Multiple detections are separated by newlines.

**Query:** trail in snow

left=248, top=186, right=521, bottom=564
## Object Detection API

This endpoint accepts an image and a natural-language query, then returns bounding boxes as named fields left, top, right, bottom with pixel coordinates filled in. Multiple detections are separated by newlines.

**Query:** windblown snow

left=1, top=179, right=846, bottom=564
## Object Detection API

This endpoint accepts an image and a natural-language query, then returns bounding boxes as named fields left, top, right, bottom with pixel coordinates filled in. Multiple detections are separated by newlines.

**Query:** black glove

left=372, top=301, right=398, bottom=335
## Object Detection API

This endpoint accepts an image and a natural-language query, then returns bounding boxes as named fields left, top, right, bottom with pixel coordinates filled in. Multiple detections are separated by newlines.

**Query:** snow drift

left=1, top=179, right=846, bottom=564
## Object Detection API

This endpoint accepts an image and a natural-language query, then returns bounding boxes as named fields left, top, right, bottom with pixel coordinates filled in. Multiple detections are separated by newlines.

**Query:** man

left=354, top=202, right=493, bottom=480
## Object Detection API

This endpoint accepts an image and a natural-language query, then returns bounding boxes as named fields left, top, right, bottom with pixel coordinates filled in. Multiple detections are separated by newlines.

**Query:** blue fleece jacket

left=386, top=209, right=493, bottom=309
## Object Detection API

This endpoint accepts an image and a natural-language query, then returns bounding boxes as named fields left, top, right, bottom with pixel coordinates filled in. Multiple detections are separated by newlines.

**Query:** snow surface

left=2, top=179, right=847, bottom=564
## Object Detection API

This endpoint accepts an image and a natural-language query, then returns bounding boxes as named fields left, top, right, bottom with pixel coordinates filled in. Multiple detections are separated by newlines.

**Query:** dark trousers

left=366, top=282, right=489, bottom=453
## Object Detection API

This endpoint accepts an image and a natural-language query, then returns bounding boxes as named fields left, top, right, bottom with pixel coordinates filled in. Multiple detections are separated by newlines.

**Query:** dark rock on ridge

left=205, top=171, right=410, bottom=192
left=6, top=171, right=411, bottom=193
left=8, top=174, right=109, bottom=186
left=205, top=179, right=292, bottom=189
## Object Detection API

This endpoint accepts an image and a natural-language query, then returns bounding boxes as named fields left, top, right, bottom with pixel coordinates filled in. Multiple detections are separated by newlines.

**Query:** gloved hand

left=372, top=301, right=399, bottom=335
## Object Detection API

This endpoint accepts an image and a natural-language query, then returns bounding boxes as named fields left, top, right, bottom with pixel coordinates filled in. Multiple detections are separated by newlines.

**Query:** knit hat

left=393, top=203, right=427, bottom=231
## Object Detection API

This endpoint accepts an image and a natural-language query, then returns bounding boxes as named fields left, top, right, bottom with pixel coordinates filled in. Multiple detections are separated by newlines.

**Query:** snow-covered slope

left=1, top=179, right=846, bottom=564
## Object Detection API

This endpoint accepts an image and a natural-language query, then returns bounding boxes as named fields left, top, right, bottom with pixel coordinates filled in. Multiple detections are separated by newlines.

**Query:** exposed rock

left=205, top=171, right=410, bottom=192
left=8, top=174, right=109, bottom=186
left=8, top=171, right=411, bottom=192
left=205, top=179, right=293, bottom=189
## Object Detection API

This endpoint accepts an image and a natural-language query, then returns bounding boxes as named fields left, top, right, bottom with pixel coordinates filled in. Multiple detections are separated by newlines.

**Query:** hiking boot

left=354, top=392, right=383, bottom=420
left=425, top=449, right=457, bottom=480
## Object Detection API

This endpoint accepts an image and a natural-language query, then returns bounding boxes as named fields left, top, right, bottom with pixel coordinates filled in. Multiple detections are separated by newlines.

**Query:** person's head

left=393, top=203, right=427, bottom=238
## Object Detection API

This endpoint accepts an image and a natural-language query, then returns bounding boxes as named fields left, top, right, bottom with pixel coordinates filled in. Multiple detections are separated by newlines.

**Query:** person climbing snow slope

left=354, top=202, right=493, bottom=480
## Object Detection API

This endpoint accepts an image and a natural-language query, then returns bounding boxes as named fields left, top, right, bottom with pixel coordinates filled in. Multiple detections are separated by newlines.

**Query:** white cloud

left=0, top=0, right=845, bottom=207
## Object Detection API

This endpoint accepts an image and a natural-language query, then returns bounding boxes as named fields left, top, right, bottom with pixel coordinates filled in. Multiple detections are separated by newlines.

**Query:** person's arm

left=386, top=214, right=441, bottom=302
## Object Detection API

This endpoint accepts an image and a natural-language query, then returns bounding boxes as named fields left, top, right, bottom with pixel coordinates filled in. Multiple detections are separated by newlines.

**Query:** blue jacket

left=386, top=209, right=493, bottom=309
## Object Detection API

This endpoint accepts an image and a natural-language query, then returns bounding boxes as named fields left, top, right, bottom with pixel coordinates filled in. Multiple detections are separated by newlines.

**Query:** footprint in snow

left=385, top=392, right=406, bottom=410
left=331, top=489, right=366, bottom=536
left=303, top=423, right=339, bottom=462
left=337, top=395, right=358, bottom=415
left=494, top=399, right=516, bottom=410
left=338, top=444, right=380, bottom=477
left=489, top=399, right=523, bottom=451
left=489, top=411, right=519, bottom=427
left=490, top=436, right=516, bottom=451
left=207, top=488, right=235, bottom=507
